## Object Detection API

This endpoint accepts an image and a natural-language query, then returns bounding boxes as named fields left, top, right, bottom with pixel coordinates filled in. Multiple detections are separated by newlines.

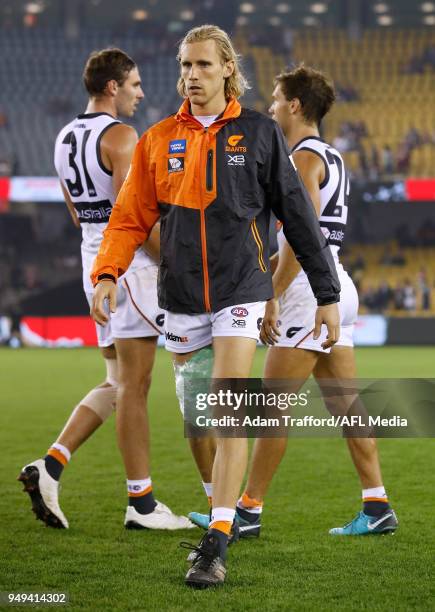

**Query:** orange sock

left=209, top=520, right=232, bottom=535
left=239, top=492, right=263, bottom=511
left=46, top=447, right=69, bottom=466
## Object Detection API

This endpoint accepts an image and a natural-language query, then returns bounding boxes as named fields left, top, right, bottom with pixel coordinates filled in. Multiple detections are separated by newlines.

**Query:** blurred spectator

left=0, top=156, right=12, bottom=176
left=417, top=269, right=431, bottom=311
left=361, top=281, right=393, bottom=313
left=394, top=283, right=404, bottom=309
left=417, top=218, right=435, bottom=246
left=369, top=145, right=380, bottom=180
left=396, top=142, right=411, bottom=174
left=334, top=121, right=368, bottom=154
left=0, top=110, right=8, bottom=128
left=381, top=145, right=394, bottom=174
left=405, top=127, right=421, bottom=148
left=377, top=280, right=393, bottom=311
left=357, top=145, right=369, bottom=178
left=402, top=279, right=416, bottom=311
left=422, top=45, right=435, bottom=68
left=336, top=84, right=359, bottom=102
left=379, top=248, right=406, bottom=266
left=361, top=284, right=378, bottom=311
left=23, top=263, right=41, bottom=291
left=403, top=54, right=424, bottom=74
left=403, top=45, right=435, bottom=73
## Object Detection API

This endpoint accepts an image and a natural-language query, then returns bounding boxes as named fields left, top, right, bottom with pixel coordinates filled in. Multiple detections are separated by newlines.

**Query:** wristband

left=97, top=274, right=116, bottom=283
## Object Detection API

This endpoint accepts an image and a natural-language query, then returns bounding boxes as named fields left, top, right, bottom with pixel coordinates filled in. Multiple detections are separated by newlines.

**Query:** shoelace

left=180, top=541, right=217, bottom=570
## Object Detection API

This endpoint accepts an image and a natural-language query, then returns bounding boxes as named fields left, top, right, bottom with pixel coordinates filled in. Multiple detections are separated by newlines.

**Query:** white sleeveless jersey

left=54, top=112, right=153, bottom=292
left=277, top=136, right=349, bottom=284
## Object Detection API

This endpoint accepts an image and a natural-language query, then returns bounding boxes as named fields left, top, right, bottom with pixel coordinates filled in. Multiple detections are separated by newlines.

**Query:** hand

left=91, top=280, right=117, bottom=326
left=313, top=303, right=340, bottom=349
left=260, top=298, right=281, bottom=346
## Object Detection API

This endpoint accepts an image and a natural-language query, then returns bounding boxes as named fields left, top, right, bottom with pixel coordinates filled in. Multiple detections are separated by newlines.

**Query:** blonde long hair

left=177, top=24, right=249, bottom=100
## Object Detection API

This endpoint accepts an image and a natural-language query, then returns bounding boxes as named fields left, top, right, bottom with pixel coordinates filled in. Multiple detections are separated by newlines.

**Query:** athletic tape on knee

left=79, top=384, right=117, bottom=422
left=173, top=347, right=213, bottom=416
left=105, top=358, right=118, bottom=387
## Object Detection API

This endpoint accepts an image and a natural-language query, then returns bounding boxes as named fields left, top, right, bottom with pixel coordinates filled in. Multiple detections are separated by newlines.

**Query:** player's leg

left=166, top=309, right=217, bottom=510
left=18, top=344, right=118, bottom=529
left=115, top=336, right=156, bottom=480
left=314, top=346, right=398, bottom=535
left=113, top=268, right=193, bottom=530
left=56, top=345, right=117, bottom=453
left=185, top=303, right=262, bottom=588
left=173, top=348, right=216, bottom=501
left=239, top=347, right=318, bottom=533
left=185, top=336, right=258, bottom=588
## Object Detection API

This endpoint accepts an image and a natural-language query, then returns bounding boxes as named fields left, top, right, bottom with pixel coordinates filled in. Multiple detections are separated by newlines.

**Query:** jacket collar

left=175, top=98, right=241, bottom=132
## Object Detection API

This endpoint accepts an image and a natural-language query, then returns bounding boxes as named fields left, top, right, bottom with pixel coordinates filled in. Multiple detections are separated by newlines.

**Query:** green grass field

left=0, top=347, right=434, bottom=611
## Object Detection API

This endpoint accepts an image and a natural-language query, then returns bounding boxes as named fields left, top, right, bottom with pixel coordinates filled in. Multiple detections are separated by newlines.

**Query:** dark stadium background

left=0, top=0, right=434, bottom=348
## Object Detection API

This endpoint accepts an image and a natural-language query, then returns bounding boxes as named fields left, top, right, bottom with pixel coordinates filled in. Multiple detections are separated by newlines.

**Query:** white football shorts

left=86, top=265, right=164, bottom=347
left=273, top=268, right=358, bottom=353
left=165, top=301, right=266, bottom=353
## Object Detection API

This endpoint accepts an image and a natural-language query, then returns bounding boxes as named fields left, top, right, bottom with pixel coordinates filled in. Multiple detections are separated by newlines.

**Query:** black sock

left=44, top=455, right=64, bottom=481
left=208, top=528, right=228, bottom=561
left=236, top=506, right=260, bottom=523
left=363, top=500, right=390, bottom=517
left=128, top=490, right=157, bottom=515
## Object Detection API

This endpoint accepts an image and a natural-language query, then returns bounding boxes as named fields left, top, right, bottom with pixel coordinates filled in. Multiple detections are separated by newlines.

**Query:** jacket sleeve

left=264, top=123, right=340, bottom=306
left=91, top=131, right=160, bottom=285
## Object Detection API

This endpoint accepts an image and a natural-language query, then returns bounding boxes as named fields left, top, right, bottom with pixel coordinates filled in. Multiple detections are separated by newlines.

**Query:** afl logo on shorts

left=231, top=307, right=248, bottom=317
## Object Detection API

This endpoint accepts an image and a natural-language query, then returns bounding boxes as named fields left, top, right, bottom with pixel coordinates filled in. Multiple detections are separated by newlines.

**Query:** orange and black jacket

left=91, top=98, right=340, bottom=313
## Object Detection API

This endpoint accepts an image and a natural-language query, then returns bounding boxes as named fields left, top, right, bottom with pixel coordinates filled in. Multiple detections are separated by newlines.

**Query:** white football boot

left=18, top=459, right=69, bottom=529
left=125, top=502, right=196, bottom=530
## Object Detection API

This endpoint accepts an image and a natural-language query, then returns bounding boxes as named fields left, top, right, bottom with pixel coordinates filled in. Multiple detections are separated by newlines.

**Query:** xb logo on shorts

left=168, top=157, right=184, bottom=173
left=232, top=319, right=246, bottom=328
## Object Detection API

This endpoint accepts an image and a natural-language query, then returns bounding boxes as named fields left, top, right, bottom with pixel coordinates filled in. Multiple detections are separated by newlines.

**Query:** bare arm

left=102, top=124, right=159, bottom=260
left=269, top=251, right=279, bottom=275
left=60, top=182, right=80, bottom=228
left=272, top=150, right=323, bottom=299
left=101, top=123, right=139, bottom=197
left=262, top=149, right=336, bottom=346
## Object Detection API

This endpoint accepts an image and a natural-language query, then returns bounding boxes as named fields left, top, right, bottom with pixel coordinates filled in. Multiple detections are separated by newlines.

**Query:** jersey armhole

left=96, top=121, right=121, bottom=176
left=295, top=146, right=329, bottom=189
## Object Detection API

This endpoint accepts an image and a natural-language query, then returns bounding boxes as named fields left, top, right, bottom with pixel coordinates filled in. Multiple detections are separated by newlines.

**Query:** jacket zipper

left=206, top=150, right=214, bottom=191
left=251, top=219, right=267, bottom=273
left=200, top=130, right=211, bottom=311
